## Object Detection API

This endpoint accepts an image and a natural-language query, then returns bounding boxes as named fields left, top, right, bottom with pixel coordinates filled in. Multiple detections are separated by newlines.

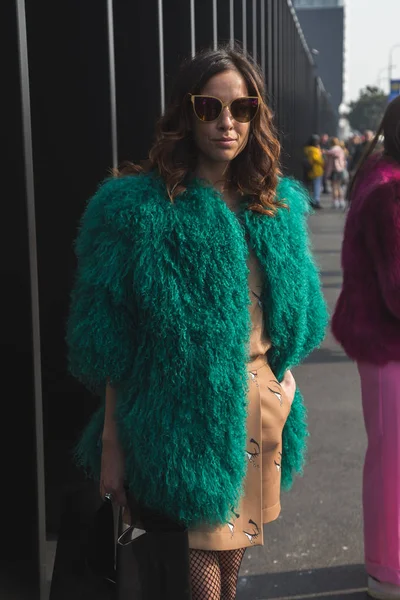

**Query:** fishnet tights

left=189, top=548, right=246, bottom=600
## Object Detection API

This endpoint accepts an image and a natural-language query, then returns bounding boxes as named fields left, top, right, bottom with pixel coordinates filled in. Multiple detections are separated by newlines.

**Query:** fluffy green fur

left=67, top=173, right=327, bottom=527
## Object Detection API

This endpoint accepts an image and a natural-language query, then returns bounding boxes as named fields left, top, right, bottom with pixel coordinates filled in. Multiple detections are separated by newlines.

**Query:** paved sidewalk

left=238, top=195, right=369, bottom=600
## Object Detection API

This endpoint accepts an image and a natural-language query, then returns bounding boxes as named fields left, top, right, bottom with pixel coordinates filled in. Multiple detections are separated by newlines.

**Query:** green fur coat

left=67, top=173, right=328, bottom=527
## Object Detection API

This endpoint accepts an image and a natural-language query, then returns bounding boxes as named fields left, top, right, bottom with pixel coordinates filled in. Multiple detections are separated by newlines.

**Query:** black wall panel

left=25, top=0, right=113, bottom=540
left=163, top=0, right=192, bottom=101
left=234, top=0, right=244, bottom=44
left=265, top=0, right=274, bottom=98
left=217, top=0, right=231, bottom=44
left=246, top=0, right=253, bottom=59
left=114, top=0, right=161, bottom=163
left=2, top=3, right=40, bottom=597
left=195, top=0, right=214, bottom=52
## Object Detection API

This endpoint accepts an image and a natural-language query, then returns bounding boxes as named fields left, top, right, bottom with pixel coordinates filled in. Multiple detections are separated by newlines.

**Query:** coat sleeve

left=273, top=178, right=329, bottom=490
left=66, top=178, right=137, bottom=393
left=274, top=177, right=328, bottom=370
left=364, top=182, right=400, bottom=319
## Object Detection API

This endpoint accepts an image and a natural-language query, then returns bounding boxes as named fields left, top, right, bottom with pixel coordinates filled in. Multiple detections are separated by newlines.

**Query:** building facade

left=294, top=0, right=345, bottom=118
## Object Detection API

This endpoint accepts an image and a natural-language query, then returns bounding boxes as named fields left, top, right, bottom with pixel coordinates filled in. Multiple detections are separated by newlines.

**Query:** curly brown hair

left=117, top=46, right=282, bottom=215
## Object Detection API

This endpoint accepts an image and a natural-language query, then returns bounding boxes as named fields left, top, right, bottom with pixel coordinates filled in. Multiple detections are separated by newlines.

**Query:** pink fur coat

left=332, top=155, right=400, bottom=364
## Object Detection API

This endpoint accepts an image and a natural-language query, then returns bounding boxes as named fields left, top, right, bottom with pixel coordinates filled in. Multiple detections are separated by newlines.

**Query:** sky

left=345, top=0, right=400, bottom=104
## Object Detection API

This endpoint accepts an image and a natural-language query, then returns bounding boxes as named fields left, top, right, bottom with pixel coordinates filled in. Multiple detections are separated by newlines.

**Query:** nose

left=217, top=106, right=234, bottom=130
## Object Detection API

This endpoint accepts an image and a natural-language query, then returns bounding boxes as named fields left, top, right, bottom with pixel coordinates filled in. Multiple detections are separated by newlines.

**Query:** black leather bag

left=49, top=483, right=115, bottom=600
left=50, top=486, right=191, bottom=600
left=116, top=502, right=191, bottom=600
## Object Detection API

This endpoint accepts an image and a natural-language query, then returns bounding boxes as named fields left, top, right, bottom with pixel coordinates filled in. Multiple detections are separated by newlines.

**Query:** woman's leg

left=312, top=176, right=322, bottom=207
left=358, top=362, right=400, bottom=587
left=332, top=179, right=341, bottom=207
left=337, top=174, right=344, bottom=202
left=189, top=549, right=221, bottom=599
left=218, top=548, right=246, bottom=600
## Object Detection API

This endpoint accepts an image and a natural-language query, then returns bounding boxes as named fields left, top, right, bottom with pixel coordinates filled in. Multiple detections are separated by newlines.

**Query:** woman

left=340, top=140, right=350, bottom=195
left=303, top=134, right=325, bottom=209
left=332, top=96, right=400, bottom=600
left=324, top=137, right=347, bottom=209
left=67, top=47, right=327, bottom=599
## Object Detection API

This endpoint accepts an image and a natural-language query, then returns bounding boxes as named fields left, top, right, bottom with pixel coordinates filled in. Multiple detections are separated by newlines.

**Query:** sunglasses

left=189, top=94, right=259, bottom=123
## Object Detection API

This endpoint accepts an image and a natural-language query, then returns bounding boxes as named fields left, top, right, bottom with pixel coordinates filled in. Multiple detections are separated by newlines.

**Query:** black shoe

left=313, top=203, right=323, bottom=210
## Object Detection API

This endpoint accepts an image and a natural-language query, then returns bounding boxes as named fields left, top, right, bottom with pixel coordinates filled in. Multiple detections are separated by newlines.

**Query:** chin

left=211, top=149, right=237, bottom=162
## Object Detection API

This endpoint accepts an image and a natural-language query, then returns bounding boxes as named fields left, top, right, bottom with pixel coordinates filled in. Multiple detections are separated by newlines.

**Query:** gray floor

left=238, top=195, right=368, bottom=599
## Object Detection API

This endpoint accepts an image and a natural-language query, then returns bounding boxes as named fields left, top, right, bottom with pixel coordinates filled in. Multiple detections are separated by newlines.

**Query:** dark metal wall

left=3, top=2, right=41, bottom=597
left=5, top=1, right=335, bottom=598
left=296, top=6, right=345, bottom=116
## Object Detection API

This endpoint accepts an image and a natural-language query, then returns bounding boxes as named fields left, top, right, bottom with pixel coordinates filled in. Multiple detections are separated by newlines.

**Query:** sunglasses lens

left=231, top=97, right=259, bottom=122
left=193, top=96, right=222, bottom=121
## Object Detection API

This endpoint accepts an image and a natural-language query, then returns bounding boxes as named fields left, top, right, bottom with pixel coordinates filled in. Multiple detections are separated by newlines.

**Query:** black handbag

left=49, top=483, right=115, bottom=600
left=116, top=501, right=192, bottom=600
left=50, top=485, right=191, bottom=600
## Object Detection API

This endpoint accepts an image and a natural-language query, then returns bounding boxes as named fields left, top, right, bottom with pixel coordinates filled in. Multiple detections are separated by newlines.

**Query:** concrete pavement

left=238, top=194, right=369, bottom=600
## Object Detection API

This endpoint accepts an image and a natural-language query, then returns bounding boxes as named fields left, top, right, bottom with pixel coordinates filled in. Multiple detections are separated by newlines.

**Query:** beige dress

left=188, top=250, right=291, bottom=551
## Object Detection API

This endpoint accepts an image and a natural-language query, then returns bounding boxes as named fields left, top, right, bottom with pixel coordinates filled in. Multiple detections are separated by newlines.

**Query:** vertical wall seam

left=252, top=0, right=257, bottom=59
left=158, top=0, right=165, bottom=113
left=15, top=1, right=47, bottom=598
left=190, top=0, right=196, bottom=57
left=242, top=0, right=247, bottom=52
left=261, top=0, right=266, bottom=75
left=212, top=0, right=218, bottom=50
left=107, top=0, right=118, bottom=168
left=230, top=0, right=234, bottom=48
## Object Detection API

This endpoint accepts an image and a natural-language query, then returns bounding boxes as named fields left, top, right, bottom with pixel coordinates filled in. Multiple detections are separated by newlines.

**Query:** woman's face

left=191, top=70, right=252, bottom=166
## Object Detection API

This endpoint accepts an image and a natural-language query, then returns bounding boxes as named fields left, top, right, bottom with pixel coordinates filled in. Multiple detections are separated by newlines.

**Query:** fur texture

left=332, top=156, right=400, bottom=364
left=67, top=173, right=327, bottom=527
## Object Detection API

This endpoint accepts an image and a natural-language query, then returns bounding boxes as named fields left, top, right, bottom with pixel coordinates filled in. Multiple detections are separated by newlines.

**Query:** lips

left=213, top=138, right=237, bottom=147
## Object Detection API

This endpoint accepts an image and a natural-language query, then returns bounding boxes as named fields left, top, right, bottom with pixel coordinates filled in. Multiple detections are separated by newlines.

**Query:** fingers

left=280, top=369, right=296, bottom=406
left=99, top=481, right=127, bottom=507
left=283, top=369, right=295, bottom=385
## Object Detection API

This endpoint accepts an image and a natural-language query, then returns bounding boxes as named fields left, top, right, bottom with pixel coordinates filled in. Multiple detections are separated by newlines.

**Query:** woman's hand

left=280, top=369, right=296, bottom=406
left=100, top=438, right=127, bottom=507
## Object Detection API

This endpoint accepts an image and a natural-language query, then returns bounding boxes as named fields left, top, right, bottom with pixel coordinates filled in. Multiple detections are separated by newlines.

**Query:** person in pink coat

left=324, top=137, right=347, bottom=209
left=332, top=96, right=400, bottom=600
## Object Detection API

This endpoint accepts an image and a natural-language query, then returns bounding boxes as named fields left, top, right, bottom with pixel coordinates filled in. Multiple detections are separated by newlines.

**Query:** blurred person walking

left=350, top=130, right=374, bottom=174
left=324, top=137, right=347, bottom=209
left=320, top=133, right=330, bottom=193
left=332, top=96, right=400, bottom=600
left=303, top=134, right=325, bottom=209
left=340, top=140, right=350, bottom=202
left=348, top=135, right=361, bottom=172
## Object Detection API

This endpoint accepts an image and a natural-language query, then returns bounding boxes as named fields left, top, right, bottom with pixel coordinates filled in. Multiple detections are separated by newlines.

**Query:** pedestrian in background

left=348, top=134, right=362, bottom=172
left=332, top=96, right=400, bottom=600
left=67, top=46, right=327, bottom=599
left=339, top=140, right=350, bottom=199
left=324, top=137, right=347, bottom=210
left=303, top=134, right=325, bottom=209
left=350, top=129, right=374, bottom=175
left=320, top=133, right=330, bottom=193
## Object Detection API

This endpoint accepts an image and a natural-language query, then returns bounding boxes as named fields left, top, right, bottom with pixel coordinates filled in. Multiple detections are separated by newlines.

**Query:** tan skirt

left=188, top=355, right=291, bottom=551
